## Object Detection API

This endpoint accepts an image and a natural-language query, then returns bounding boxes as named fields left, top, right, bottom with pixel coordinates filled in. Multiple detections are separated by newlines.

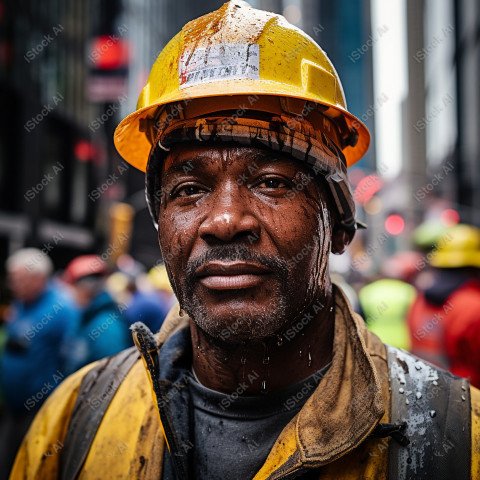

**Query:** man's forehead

left=9, top=267, right=36, bottom=276
left=162, top=144, right=297, bottom=175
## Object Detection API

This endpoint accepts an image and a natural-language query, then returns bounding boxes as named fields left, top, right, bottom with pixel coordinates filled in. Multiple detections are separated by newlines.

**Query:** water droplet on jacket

left=461, top=395, right=466, bottom=401
left=240, top=356, right=247, bottom=365
left=432, top=380, right=438, bottom=386
left=415, top=362, right=422, bottom=370
left=308, top=352, right=312, bottom=367
left=263, top=356, right=270, bottom=365
left=399, top=388, right=405, bottom=394
left=461, top=384, right=467, bottom=391
left=405, top=399, right=410, bottom=405
left=429, top=410, right=436, bottom=418
left=261, top=380, right=267, bottom=393
left=416, top=392, right=422, bottom=399
left=277, top=335, right=284, bottom=346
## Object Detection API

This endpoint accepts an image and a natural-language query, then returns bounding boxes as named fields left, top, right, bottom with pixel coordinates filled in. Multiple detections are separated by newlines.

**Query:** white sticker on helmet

left=179, top=43, right=259, bottom=89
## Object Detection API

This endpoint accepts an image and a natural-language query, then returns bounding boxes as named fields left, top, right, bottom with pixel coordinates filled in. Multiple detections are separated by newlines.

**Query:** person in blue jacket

left=62, top=255, right=130, bottom=374
left=0, top=248, right=79, bottom=478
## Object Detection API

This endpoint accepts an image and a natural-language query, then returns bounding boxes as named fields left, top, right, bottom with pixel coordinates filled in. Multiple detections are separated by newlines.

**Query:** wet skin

left=158, top=144, right=350, bottom=394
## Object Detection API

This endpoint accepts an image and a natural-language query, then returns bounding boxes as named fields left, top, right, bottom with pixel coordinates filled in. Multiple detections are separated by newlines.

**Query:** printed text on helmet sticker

left=179, top=43, right=260, bottom=89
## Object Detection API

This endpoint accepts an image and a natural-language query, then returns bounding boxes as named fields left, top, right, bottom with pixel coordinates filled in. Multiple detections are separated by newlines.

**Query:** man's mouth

left=195, top=261, right=272, bottom=290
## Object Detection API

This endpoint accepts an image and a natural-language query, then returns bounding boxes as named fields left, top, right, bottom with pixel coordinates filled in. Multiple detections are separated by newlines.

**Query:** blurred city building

left=402, top=0, right=457, bottom=227
left=402, top=0, right=480, bottom=230
left=1, top=1, right=101, bottom=267
left=0, top=0, right=133, bottom=293
left=452, top=0, right=480, bottom=226
left=353, top=0, right=480, bottom=275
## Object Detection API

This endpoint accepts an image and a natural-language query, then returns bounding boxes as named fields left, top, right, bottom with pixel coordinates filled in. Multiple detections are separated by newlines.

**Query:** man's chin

left=186, top=302, right=289, bottom=344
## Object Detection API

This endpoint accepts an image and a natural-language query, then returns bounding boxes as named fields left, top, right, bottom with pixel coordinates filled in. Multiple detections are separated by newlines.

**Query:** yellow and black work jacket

left=10, top=287, right=480, bottom=479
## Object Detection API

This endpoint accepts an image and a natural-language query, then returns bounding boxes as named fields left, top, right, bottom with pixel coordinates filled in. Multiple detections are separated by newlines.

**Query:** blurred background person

left=107, top=255, right=173, bottom=335
left=147, top=265, right=176, bottom=312
left=123, top=263, right=173, bottom=335
left=408, top=224, right=480, bottom=387
left=62, top=254, right=129, bottom=373
left=358, top=251, right=420, bottom=350
left=0, top=248, right=79, bottom=479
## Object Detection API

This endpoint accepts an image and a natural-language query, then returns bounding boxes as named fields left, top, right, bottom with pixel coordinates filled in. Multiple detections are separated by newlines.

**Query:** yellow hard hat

left=114, top=0, right=370, bottom=172
left=430, top=224, right=480, bottom=268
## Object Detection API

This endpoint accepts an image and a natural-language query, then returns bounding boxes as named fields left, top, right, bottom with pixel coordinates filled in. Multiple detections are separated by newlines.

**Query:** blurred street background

left=1, top=0, right=480, bottom=475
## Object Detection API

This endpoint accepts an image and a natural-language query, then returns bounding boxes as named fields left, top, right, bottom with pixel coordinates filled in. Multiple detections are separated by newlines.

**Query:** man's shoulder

left=382, top=346, right=474, bottom=479
left=385, top=345, right=464, bottom=385
left=10, top=361, right=100, bottom=478
left=361, top=321, right=461, bottom=386
left=28, top=347, right=142, bottom=427
left=65, top=346, right=141, bottom=395
left=12, top=348, right=161, bottom=479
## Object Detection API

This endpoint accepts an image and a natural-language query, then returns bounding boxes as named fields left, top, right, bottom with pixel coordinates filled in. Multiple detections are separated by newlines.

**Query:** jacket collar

left=253, top=285, right=385, bottom=479
left=152, top=285, right=385, bottom=479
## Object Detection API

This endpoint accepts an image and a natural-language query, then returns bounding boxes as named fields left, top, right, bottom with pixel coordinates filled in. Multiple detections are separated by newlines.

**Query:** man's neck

left=189, top=295, right=335, bottom=395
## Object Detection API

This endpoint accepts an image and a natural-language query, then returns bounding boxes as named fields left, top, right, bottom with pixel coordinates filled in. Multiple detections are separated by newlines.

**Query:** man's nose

left=198, top=183, right=260, bottom=243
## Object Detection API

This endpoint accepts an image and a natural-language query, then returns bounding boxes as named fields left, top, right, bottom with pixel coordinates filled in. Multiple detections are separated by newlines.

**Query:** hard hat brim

left=114, top=81, right=370, bottom=172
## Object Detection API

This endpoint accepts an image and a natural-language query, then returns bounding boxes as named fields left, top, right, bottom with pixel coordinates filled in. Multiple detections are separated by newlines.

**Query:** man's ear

left=331, top=227, right=354, bottom=254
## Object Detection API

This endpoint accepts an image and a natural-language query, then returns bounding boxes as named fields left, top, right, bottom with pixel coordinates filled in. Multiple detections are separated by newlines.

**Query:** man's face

left=71, top=283, right=94, bottom=308
left=158, top=144, right=333, bottom=343
left=7, top=268, right=47, bottom=303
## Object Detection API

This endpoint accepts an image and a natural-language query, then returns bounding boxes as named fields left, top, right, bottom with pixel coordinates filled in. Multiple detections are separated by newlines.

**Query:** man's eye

left=256, top=178, right=290, bottom=189
left=171, top=184, right=205, bottom=198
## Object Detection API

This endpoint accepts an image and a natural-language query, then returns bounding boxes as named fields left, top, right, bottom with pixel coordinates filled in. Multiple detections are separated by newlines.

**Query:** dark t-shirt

left=189, top=364, right=330, bottom=480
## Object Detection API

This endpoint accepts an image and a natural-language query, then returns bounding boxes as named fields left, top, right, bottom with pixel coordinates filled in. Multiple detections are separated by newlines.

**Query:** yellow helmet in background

left=430, top=224, right=480, bottom=268
left=114, top=0, right=370, bottom=172
left=148, top=264, right=173, bottom=293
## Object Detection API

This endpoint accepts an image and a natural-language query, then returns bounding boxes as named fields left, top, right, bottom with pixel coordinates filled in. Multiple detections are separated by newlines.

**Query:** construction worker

left=408, top=224, right=480, bottom=387
left=61, top=255, right=130, bottom=373
left=358, top=251, right=421, bottom=350
left=11, top=3, right=480, bottom=479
